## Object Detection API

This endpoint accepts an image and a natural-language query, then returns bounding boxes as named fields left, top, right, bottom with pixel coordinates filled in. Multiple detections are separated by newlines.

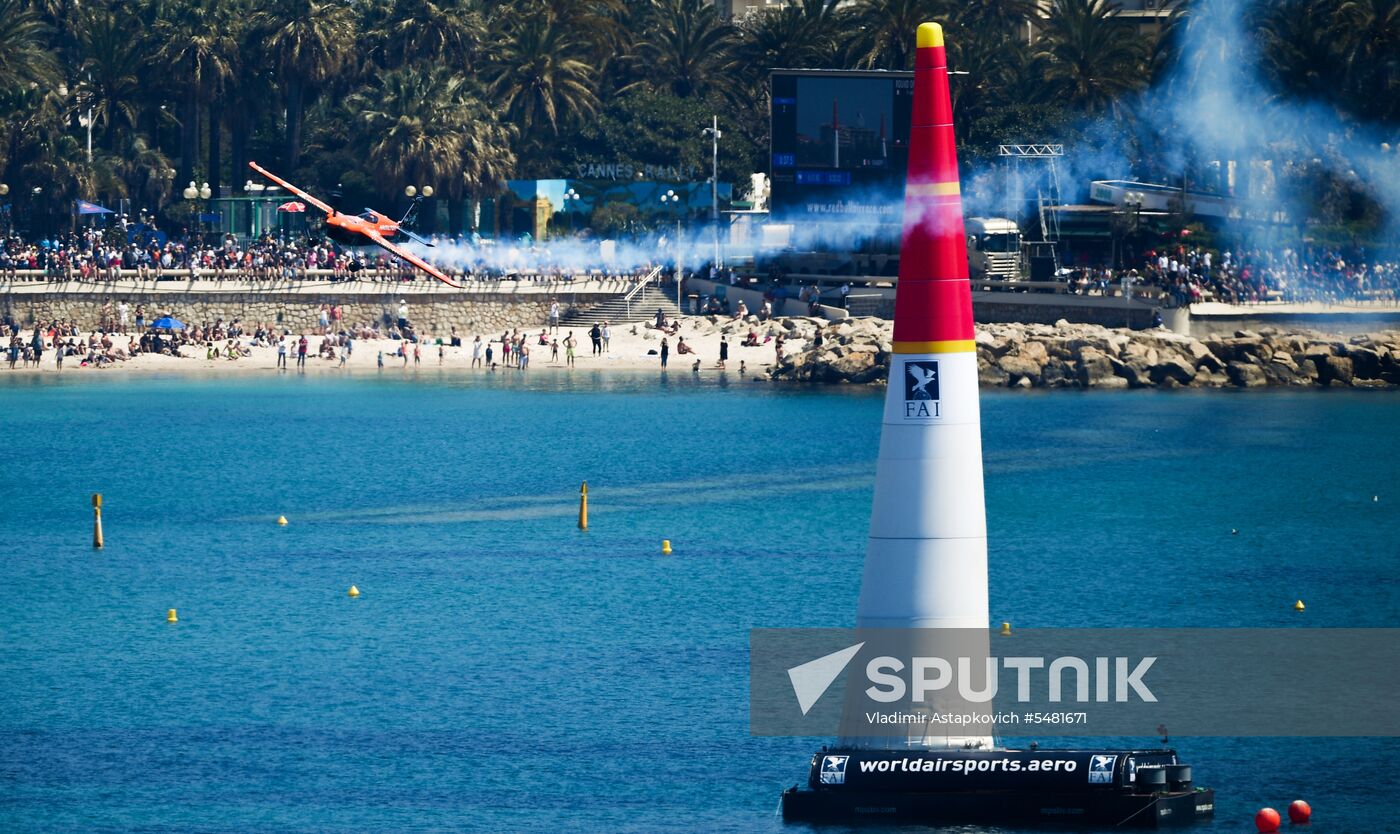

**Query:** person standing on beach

left=472, top=335, right=482, bottom=368
left=55, top=341, right=63, bottom=371
left=134, top=304, right=145, bottom=331
left=718, top=336, right=728, bottom=368
left=519, top=341, right=529, bottom=370
left=501, top=332, right=511, bottom=367
left=296, top=334, right=307, bottom=368
left=550, top=338, right=559, bottom=363
left=660, top=337, right=669, bottom=369
left=589, top=322, right=602, bottom=356
left=277, top=336, right=287, bottom=368
left=564, top=332, right=576, bottom=367
left=414, top=342, right=421, bottom=365
left=485, top=341, right=494, bottom=366
left=549, top=299, right=560, bottom=333
left=30, top=327, right=43, bottom=366
left=377, top=350, right=384, bottom=369
left=601, top=321, right=610, bottom=353
left=118, top=301, right=129, bottom=333
left=397, top=300, right=409, bottom=330
left=438, top=344, right=444, bottom=365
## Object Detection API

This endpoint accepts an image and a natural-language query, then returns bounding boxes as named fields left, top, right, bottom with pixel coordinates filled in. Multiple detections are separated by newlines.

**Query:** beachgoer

left=660, top=337, right=669, bottom=368
left=589, top=322, right=602, bottom=356
left=549, top=299, right=560, bottom=333
left=277, top=337, right=287, bottom=368
left=565, top=332, right=576, bottom=367
left=472, top=336, right=482, bottom=368
left=296, top=334, right=307, bottom=368
left=718, top=337, right=728, bottom=368
left=377, top=351, right=384, bottom=369
left=601, top=321, right=610, bottom=353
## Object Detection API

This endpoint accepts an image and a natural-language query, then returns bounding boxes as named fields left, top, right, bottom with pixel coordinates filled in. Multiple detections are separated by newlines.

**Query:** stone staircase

left=563, top=283, right=684, bottom=325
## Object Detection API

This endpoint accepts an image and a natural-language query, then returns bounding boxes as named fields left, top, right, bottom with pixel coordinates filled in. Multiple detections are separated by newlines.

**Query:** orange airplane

left=247, top=161, right=460, bottom=287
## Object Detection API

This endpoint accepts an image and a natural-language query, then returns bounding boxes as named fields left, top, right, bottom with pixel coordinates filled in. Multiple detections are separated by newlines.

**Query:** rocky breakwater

left=769, top=318, right=1400, bottom=390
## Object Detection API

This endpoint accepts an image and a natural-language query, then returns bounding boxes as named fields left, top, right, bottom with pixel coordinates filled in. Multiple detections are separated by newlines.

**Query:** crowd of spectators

left=0, top=229, right=663, bottom=284
left=1062, top=245, right=1400, bottom=307
left=0, top=230, right=424, bottom=282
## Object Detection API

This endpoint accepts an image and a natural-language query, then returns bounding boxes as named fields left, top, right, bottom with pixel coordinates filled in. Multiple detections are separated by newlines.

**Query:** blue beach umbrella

left=148, top=316, right=185, bottom=330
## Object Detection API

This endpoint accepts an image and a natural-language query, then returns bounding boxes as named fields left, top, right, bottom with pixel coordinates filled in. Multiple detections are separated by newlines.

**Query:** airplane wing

left=247, top=161, right=337, bottom=216
left=363, top=227, right=461, bottom=288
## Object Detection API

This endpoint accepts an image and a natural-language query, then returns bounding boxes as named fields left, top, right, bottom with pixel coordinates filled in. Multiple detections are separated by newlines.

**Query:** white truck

left=965, top=217, right=1022, bottom=280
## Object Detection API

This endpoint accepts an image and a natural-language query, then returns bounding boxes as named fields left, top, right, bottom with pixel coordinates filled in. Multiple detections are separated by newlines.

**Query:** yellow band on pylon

left=905, top=181, right=961, bottom=197
left=917, top=22, right=944, bottom=48
left=894, top=340, right=976, bottom=354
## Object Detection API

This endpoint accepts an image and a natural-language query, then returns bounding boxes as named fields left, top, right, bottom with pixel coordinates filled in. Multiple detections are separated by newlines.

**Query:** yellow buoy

left=92, top=493, right=104, bottom=549
left=166, top=608, right=178, bottom=623
left=348, top=585, right=360, bottom=598
left=277, top=515, right=288, bottom=525
left=999, top=621, right=1012, bottom=636
left=661, top=539, right=672, bottom=555
left=578, top=481, right=588, bottom=531
left=1294, top=599, right=1305, bottom=611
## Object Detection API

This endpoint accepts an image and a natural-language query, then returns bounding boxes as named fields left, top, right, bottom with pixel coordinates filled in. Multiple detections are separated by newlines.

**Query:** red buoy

left=1256, top=807, right=1281, bottom=832
left=1288, top=800, right=1312, bottom=824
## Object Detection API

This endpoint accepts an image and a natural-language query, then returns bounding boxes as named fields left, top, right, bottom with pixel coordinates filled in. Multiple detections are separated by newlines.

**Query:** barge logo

left=820, top=756, right=849, bottom=785
left=1088, top=755, right=1116, bottom=784
left=904, top=361, right=940, bottom=419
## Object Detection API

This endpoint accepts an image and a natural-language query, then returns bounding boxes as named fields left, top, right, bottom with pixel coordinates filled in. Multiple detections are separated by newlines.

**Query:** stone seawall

left=765, top=316, right=1400, bottom=390
left=1, top=279, right=631, bottom=336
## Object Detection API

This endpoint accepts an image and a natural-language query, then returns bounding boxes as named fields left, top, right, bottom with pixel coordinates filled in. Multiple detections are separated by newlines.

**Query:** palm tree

left=632, top=0, right=734, bottom=98
left=352, top=66, right=470, bottom=194
left=75, top=9, right=147, bottom=147
left=457, top=106, right=517, bottom=233
left=252, top=0, right=356, bottom=175
left=727, top=0, right=840, bottom=90
left=363, top=0, right=486, bottom=71
left=1335, top=0, right=1400, bottom=123
left=844, top=0, right=952, bottom=70
left=484, top=11, right=601, bottom=135
left=1036, top=0, right=1149, bottom=114
left=0, top=0, right=58, bottom=99
left=151, top=0, right=239, bottom=194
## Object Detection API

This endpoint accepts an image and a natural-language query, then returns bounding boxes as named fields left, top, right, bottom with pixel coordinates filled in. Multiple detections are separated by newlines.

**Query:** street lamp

left=563, top=188, right=580, bottom=234
left=661, top=189, right=682, bottom=312
left=702, top=116, right=722, bottom=270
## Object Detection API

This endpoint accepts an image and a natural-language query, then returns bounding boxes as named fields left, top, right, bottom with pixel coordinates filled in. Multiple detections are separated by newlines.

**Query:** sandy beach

left=3, top=316, right=814, bottom=377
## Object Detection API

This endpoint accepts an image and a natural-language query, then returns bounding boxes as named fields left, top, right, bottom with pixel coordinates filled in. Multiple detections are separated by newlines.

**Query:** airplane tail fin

left=399, top=197, right=422, bottom=230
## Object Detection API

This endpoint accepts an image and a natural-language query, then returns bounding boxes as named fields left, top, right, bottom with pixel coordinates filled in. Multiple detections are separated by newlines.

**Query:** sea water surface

left=0, top=370, right=1397, bottom=832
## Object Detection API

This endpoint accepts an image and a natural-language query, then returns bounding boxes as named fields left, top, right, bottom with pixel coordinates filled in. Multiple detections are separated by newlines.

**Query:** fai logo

left=820, top=755, right=850, bottom=785
left=1088, top=754, right=1117, bottom=784
left=903, top=360, right=941, bottom=419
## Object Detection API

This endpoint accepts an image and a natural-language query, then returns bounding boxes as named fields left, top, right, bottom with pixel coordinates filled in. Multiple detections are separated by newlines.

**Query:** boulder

left=1316, top=355, right=1354, bottom=387
left=1117, top=358, right=1154, bottom=388
left=1194, top=350, right=1227, bottom=373
left=1149, top=357, right=1197, bottom=385
left=1346, top=346, right=1383, bottom=379
left=1077, top=348, right=1127, bottom=388
left=1040, top=358, right=1072, bottom=388
left=998, top=354, right=1045, bottom=384
left=826, top=349, right=882, bottom=384
left=1226, top=361, right=1268, bottom=388
left=978, top=363, right=1011, bottom=387
left=1012, top=375, right=1033, bottom=389
left=1016, top=339, right=1050, bottom=365
left=1262, top=360, right=1308, bottom=387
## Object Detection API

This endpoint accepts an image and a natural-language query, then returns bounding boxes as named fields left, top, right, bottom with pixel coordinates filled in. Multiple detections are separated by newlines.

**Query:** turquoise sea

left=1, top=370, right=1397, bottom=832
